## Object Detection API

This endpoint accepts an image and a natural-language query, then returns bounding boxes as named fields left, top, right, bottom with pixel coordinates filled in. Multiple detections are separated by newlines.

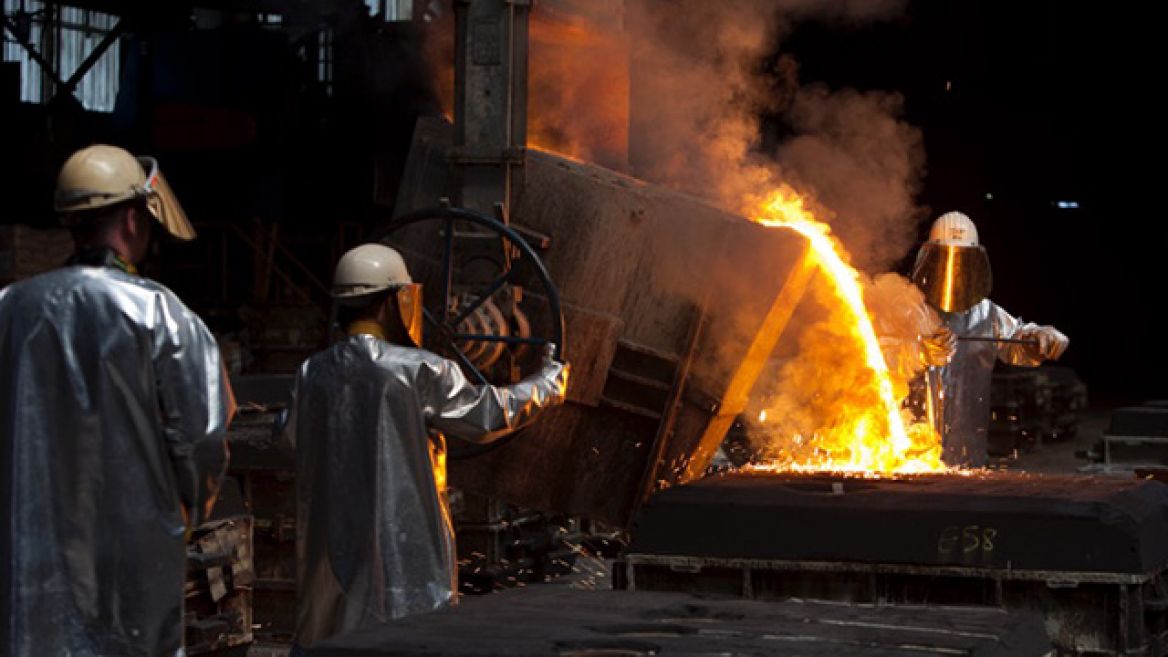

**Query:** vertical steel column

left=452, top=0, right=529, bottom=218
left=449, top=1, right=531, bottom=566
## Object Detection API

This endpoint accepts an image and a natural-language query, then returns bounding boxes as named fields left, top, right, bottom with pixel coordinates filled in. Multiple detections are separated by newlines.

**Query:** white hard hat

left=332, top=243, right=424, bottom=347
left=926, top=211, right=979, bottom=247
left=55, top=144, right=196, bottom=241
left=331, top=243, right=413, bottom=299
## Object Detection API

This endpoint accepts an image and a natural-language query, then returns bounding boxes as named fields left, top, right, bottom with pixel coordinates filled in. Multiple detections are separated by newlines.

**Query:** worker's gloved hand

left=1024, top=326, right=1069, bottom=360
left=542, top=342, right=563, bottom=366
left=919, top=325, right=956, bottom=367
left=539, top=343, right=571, bottom=400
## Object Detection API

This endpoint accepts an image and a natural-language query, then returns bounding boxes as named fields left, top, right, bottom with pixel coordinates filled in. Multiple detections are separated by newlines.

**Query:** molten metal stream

left=748, top=187, right=945, bottom=473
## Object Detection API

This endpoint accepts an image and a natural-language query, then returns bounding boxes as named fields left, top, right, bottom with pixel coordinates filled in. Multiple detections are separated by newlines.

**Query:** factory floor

left=244, top=405, right=1119, bottom=656
left=245, top=534, right=617, bottom=655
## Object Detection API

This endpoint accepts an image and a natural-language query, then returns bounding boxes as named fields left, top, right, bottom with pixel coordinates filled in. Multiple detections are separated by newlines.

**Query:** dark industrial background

left=3, top=0, right=1159, bottom=400
left=781, top=1, right=1163, bottom=404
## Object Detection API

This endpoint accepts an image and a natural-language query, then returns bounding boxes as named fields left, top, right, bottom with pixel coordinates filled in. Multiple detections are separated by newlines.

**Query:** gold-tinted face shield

left=910, top=243, right=992, bottom=313
left=395, top=283, right=424, bottom=348
left=137, top=157, right=197, bottom=241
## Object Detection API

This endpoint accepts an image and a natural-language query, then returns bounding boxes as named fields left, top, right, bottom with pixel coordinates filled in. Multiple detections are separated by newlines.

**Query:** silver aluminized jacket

left=0, top=259, right=232, bottom=656
left=935, top=298, right=1049, bottom=467
left=288, top=334, right=567, bottom=647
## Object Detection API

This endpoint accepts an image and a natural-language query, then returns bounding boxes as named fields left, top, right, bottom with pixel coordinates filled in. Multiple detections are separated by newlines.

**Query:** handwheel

left=372, top=206, right=565, bottom=459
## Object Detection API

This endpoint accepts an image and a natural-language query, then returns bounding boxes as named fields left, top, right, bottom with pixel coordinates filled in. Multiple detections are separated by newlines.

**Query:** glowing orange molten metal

left=747, top=186, right=946, bottom=474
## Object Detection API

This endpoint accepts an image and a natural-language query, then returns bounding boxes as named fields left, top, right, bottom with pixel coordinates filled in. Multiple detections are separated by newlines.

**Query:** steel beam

left=53, top=17, right=125, bottom=102
left=1, top=14, right=66, bottom=87
left=452, top=0, right=530, bottom=216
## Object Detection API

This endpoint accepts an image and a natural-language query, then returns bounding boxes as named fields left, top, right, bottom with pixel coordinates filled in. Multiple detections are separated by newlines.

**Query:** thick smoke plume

left=619, top=0, right=934, bottom=466
left=624, top=0, right=923, bottom=271
left=423, top=1, right=926, bottom=272
left=775, top=87, right=927, bottom=270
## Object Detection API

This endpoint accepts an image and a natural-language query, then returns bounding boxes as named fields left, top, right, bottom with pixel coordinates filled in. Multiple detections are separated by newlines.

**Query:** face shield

left=137, top=157, right=197, bottom=241
left=395, top=283, right=424, bottom=348
left=910, top=243, right=992, bottom=313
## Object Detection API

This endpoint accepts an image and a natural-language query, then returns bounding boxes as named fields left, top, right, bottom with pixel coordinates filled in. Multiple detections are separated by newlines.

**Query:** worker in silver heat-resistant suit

left=911, top=211, right=1068, bottom=467
left=286, top=243, right=570, bottom=648
left=0, top=145, right=234, bottom=656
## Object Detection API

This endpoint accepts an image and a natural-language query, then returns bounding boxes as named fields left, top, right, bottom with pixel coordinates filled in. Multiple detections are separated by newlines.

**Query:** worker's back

left=0, top=264, right=229, bottom=656
left=291, top=335, right=456, bottom=647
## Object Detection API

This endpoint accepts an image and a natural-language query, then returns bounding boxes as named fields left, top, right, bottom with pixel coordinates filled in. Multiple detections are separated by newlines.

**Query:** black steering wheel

left=372, top=206, right=565, bottom=459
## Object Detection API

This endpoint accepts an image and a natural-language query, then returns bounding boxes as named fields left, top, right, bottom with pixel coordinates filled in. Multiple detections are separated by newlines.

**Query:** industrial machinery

left=392, top=116, right=813, bottom=527
left=374, top=5, right=1167, bottom=655
left=378, top=0, right=818, bottom=592
left=618, top=471, right=1168, bottom=656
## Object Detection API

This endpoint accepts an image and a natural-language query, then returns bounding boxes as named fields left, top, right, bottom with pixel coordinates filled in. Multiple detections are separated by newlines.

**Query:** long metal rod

left=440, top=218, right=454, bottom=317
left=957, top=336, right=1038, bottom=345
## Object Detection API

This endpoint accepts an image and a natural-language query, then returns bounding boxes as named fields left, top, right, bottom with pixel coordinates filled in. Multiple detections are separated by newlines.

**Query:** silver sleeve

left=153, top=290, right=232, bottom=525
left=423, top=357, right=568, bottom=444
left=991, top=303, right=1049, bottom=367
